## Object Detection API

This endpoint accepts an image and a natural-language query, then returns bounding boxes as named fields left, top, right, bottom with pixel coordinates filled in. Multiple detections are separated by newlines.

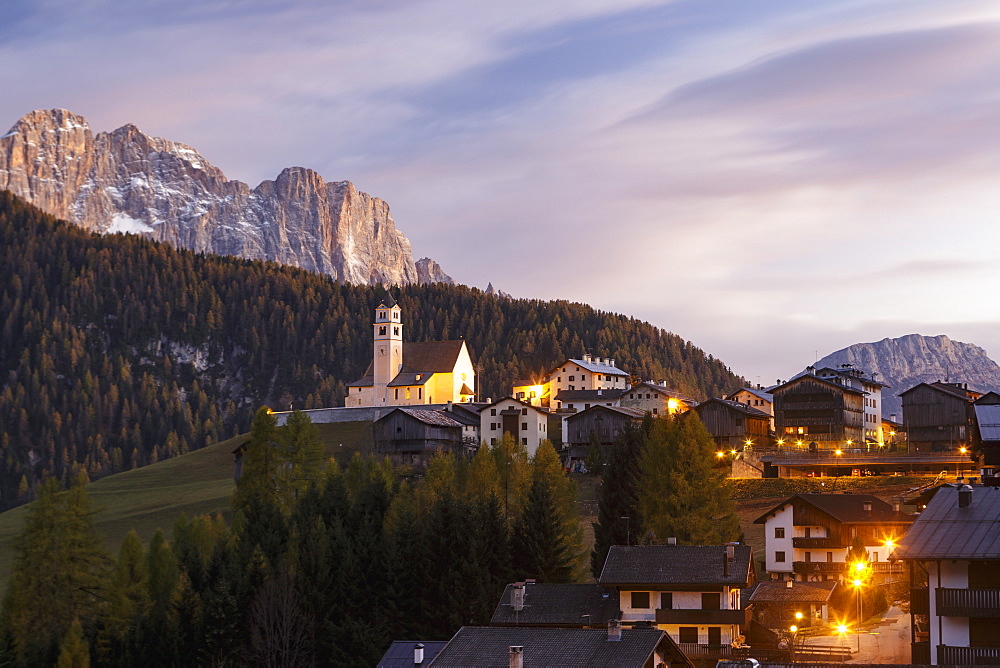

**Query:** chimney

left=414, top=643, right=425, bottom=665
left=893, top=501, right=900, bottom=513
left=608, top=619, right=622, bottom=641
left=512, top=583, right=525, bottom=611
left=727, top=543, right=736, bottom=561
left=509, top=646, right=523, bottom=668
left=863, top=501, right=872, bottom=514
left=890, top=413, right=897, bottom=423
left=786, top=579, right=793, bottom=589
left=609, top=359, right=615, bottom=367
left=959, top=484, right=973, bottom=508
left=583, top=353, right=591, bottom=363
left=667, top=537, right=677, bottom=545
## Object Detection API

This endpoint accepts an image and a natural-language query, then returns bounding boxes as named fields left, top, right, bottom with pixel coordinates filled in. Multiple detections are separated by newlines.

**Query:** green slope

left=0, top=421, right=372, bottom=584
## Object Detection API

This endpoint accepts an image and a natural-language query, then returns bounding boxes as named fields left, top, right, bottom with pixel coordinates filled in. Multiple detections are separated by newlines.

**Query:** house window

left=679, top=628, right=698, bottom=644
left=418, top=388, right=422, bottom=400
left=585, top=404, right=590, bottom=410
left=660, top=592, right=673, bottom=609
left=775, top=551, right=786, bottom=563
left=805, top=552, right=811, bottom=563
left=581, top=375, right=586, bottom=381
left=707, top=627, right=722, bottom=646
left=491, top=409, right=497, bottom=416
left=521, top=437, right=527, bottom=446
left=393, top=327, right=399, bottom=336
left=568, top=404, right=574, bottom=409
left=379, top=326, right=386, bottom=335
left=774, top=527, right=785, bottom=539
left=521, top=408, right=527, bottom=416
left=630, top=592, right=650, bottom=609
left=701, top=593, right=720, bottom=610
left=827, top=552, right=833, bottom=562
left=557, top=377, right=561, bottom=382
left=652, top=408, right=658, bottom=414
left=394, top=389, right=399, bottom=400
left=522, top=423, right=527, bottom=430
left=569, top=376, right=575, bottom=381
left=804, top=527, right=811, bottom=538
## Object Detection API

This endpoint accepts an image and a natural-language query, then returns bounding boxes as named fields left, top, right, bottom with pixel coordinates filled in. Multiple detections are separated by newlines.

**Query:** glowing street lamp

left=716, top=451, right=725, bottom=459
left=835, top=449, right=843, bottom=456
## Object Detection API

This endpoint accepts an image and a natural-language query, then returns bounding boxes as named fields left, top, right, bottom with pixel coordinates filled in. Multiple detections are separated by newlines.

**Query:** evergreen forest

left=0, top=190, right=743, bottom=510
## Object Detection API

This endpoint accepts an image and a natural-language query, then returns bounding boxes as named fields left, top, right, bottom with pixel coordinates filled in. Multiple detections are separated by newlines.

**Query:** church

left=345, top=295, right=477, bottom=407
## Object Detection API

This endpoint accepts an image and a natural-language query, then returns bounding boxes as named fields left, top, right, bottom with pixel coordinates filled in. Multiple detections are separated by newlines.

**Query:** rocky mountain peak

left=0, top=108, right=449, bottom=286
left=811, top=333, right=1000, bottom=418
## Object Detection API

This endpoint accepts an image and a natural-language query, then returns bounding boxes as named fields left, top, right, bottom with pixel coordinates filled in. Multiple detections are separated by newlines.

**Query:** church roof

left=348, top=340, right=469, bottom=387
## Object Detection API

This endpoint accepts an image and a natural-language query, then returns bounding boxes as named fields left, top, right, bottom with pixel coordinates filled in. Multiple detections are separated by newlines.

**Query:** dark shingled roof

left=627, top=383, right=698, bottom=405
left=695, top=398, right=771, bottom=419
left=428, top=626, right=690, bottom=667
left=771, top=374, right=865, bottom=396
left=490, top=584, right=620, bottom=627
left=377, top=640, right=447, bottom=667
left=599, top=545, right=754, bottom=587
left=566, top=405, right=647, bottom=422
left=748, top=580, right=837, bottom=603
left=894, top=484, right=1000, bottom=560
left=554, top=388, right=627, bottom=402
left=396, top=409, right=463, bottom=428
left=752, top=493, right=914, bottom=526
left=349, top=340, right=469, bottom=387
left=388, top=372, right=435, bottom=387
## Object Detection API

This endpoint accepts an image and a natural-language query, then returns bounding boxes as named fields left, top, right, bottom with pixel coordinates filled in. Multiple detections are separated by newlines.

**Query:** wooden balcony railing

left=938, top=644, right=1000, bottom=664
left=792, top=537, right=843, bottom=548
left=655, top=608, right=750, bottom=626
left=911, top=641, right=930, bottom=664
left=936, top=588, right=1000, bottom=618
left=792, top=561, right=845, bottom=574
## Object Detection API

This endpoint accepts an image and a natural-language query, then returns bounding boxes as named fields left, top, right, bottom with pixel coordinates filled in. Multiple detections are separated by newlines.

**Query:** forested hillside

left=0, top=191, right=743, bottom=509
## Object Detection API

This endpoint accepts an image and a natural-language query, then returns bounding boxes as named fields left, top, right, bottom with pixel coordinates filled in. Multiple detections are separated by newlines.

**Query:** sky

left=3, top=0, right=1000, bottom=383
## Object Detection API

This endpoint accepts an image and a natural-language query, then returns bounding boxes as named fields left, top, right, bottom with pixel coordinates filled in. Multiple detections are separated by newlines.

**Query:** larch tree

left=591, top=422, right=646, bottom=578
left=639, top=413, right=740, bottom=546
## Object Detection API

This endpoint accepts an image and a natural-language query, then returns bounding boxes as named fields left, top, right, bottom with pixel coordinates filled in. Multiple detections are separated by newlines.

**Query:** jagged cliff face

left=0, top=109, right=449, bottom=285
left=415, top=257, right=454, bottom=285
left=813, top=334, right=1000, bottom=418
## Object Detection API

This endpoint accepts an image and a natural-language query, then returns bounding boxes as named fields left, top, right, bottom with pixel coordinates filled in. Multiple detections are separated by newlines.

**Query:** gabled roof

left=814, top=366, right=889, bottom=389
left=771, top=373, right=866, bottom=396
left=490, top=583, right=620, bottom=627
left=377, top=292, right=399, bottom=309
left=626, top=383, right=697, bottom=404
left=555, top=388, right=627, bottom=402
left=549, top=358, right=629, bottom=377
left=566, top=405, right=647, bottom=422
left=598, top=545, right=753, bottom=587
left=899, top=381, right=977, bottom=400
left=481, top=396, right=547, bottom=414
left=728, top=387, right=773, bottom=403
left=748, top=580, right=837, bottom=604
left=388, top=371, right=434, bottom=387
left=429, top=626, right=690, bottom=667
left=695, top=398, right=770, bottom=419
left=895, top=484, right=1000, bottom=560
left=349, top=340, right=470, bottom=387
left=384, top=408, right=463, bottom=428
left=377, top=640, right=447, bottom=668
left=752, top=493, right=913, bottom=525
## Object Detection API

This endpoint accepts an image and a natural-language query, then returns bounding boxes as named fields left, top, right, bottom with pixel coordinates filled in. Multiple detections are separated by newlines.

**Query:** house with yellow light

left=345, top=295, right=476, bottom=407
left=753, top=493, right=912, bottom=585
left=513, top=354, right=630, bottom=409
left=619, top=381, right=697, bottom=417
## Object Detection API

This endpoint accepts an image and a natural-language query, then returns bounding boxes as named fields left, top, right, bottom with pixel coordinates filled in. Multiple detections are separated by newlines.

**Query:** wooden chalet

left=771, top=374, right=865, bottom=449
left=900, top=381, right=981, bottom=453
left=694, top=398, right=771, bottom=451
left=372, top=408, right=472, bottom=469
left=564, top=405, right=646, bottom=466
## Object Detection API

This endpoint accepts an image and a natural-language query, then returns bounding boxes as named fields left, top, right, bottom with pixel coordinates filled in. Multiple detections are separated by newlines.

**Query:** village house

left=372, top=408, right=477, bottom=468
left=513, top=354, right=630, bottom=410
left=619, top=381, right=696, bottom=417
left=346, top=296, right=476, bottom=407
left=753, top=493, right=911, bottom=584
left=598, top=544, right=755, bottom=662
left=771, top=373, right=867, bottom=450
left=727, top=387, right=774, bottom=431
left=694, top=398, right=771, bottom=452
left=812, top=365, right=887, bottom=445
left=894, top=483, right=1000, bottom=666
left=901, top=381, right=981, bottom=453
left=479, top=397, right=549, bottom=456
left=746, top=579, right=837, bottom=628
left=563, top=405, right=646, bottom=467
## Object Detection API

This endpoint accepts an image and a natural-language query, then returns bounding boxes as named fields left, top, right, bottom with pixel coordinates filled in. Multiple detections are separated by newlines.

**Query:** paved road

left=797, top=605, right=911, bottom=664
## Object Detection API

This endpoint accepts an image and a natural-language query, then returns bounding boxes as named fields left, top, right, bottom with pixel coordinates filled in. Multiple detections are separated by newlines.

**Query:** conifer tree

left=56, top=618, right=90, bottom=668
left=639, top=413, right=740, bottom=545
left=511, top=442, right=584, bottom=582
left=491, top=434, right=531, bottom=523
left=591, top=423, right=645, bottom=577
left=233, top=407, right=280, bottom=518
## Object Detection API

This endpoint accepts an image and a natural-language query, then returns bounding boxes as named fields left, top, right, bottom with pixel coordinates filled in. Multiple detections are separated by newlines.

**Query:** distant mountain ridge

left=812, top=334, right=1000, bottom=418
left=0, top=108, right=452, bottom=285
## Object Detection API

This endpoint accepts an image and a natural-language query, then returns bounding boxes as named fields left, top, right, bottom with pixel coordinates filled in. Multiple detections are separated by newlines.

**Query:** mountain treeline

left=0, top=190, right=742, bottom=509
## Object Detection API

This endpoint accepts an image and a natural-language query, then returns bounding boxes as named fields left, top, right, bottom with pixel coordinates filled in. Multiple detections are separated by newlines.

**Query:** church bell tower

left=373, top=295, right=403, bottom=405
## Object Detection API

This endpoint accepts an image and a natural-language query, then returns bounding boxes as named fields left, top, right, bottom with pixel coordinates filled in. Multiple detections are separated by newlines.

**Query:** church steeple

left=373, top=295, right=403, bottom=405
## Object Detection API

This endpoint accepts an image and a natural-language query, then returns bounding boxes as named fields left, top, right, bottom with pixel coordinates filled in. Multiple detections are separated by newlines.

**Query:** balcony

left=656, top=608, right=750, bottom=626
left=676, top=644, right=756, bottom=660
left=792, top=537, right=842, bottom=549
left=910, top=587, right=929, bottom=616
left=911, top=641, right=930, bottom=665
left=936, top=588, right=1000, bottom=618
left=792, top=561, right=846, bottom=575
left=938, top=645, right=1000, bottom=665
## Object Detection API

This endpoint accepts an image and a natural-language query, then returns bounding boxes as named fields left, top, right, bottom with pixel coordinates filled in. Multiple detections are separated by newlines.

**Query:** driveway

left=796, top=605, right=911, bottom=664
